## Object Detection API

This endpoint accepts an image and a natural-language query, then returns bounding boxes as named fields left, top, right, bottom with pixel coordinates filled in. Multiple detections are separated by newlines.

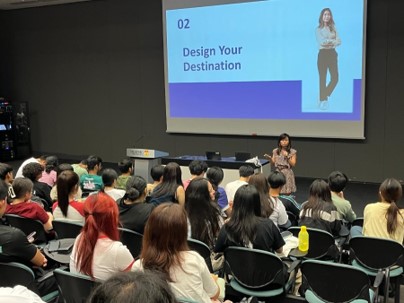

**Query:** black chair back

left=187, top=238, right=214, bottom=273
left=351, top=217, right=364, bottom=227
left=54, top=268, right=97, bottom=303
left=349, top=236, right=404, bottom=270
left=0, top=262, right=37, bottom=292
left=289, top=227, right=338, bottom=260
left=301, top=260, right=372, bottom=302
left=53, top=220, right=83, bottom=239
left=5, top=214, right=48, bottom=244
left=224, top=246, right=286, bottom=290
left=119, top=228, right=143, bottom=258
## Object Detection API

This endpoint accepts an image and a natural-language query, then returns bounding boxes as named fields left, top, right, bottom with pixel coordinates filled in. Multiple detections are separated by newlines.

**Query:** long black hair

left=56, top=170, right=79, bottom=217
left=185, top=178, right=221, bottom=248
left=301, top=179, right=332, bottom=221
left=225, top=184, right=262, bottom=246
left=150, top=162, right=183, bottom=199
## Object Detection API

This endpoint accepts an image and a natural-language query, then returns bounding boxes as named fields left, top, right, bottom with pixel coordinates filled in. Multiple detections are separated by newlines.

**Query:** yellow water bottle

left=298, top=226, right=309, bottom=252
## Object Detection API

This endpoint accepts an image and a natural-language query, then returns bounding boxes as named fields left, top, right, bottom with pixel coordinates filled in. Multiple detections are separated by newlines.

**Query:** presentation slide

left=162, top=0, right=367, bottom=139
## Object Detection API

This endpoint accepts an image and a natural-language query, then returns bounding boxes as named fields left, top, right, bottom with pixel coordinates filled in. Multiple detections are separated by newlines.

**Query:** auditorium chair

left=224, top=246, right=300, bottom=301
left=188, top=238, right=214, bottom=273
left=300, top=259, right=382, bottom=302
left=52, top=220, right=83, bottom=239
left=350, top=236, right=404, bottom=303
left=118, top=227, right=143, bottom=258
left=5, top=214, right=48, bottom=245
left=0, top=262, right=59, bottom=302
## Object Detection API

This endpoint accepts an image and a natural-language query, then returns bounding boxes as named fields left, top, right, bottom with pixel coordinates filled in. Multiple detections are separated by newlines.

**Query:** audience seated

left=0, top=285, right=46, bottom=303
left=70, top=192, right=134, bottom=280
left=72, top=159, right=88, bottom=178
left=22, top=163, right=52, bottom=210
left=182, top=160, right=208, bottom=190
left=50, top=163, right=83, bottom=201
left=133, top=203, right=228, bottom=303
left=146, top=164, right=164, bottom=196
left=80, top=155, right=103, bottom=192
left=206, top=166, right=230, bottom=216
left=328, top=171, right=357, bottom=223
left=249, top=172, right=289, bottom=228
left=0, top=180, right=57, bottom=296
left=38, top=156, right=58, bottom=188
left=225, top=165, right=254, bottom=206
left=268, top=171, right=301, bottom=225
left=351, top=178, right=404, bottom=243
left=102, top=169, right=125, bottom=201
left=185, top=178, right=223, bottom=249
left=52, top=170, right=85, bottom=222
left=87, top=271, right=177, bottom=303
left=0, top=163, right=15, bottom=201
left=215, top=184, right=285, bottom=254
left=299, top=179, right=342, bottom=237
left=116, top=159, right=133, bottom=190
left=15, top=155, right=46, bottom=179
left=6, top=178, right=53, bottom=234
left=149, top=162, right=185, bottom=206
left=117, top=175, right=154, bottom=234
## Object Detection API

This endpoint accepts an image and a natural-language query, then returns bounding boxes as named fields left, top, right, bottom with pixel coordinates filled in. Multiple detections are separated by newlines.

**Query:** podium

left=126, top=148, right=169, bottom=182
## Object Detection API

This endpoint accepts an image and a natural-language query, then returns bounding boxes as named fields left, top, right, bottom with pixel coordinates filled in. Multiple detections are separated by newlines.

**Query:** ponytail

left=386, top=202, right=403, bottom=235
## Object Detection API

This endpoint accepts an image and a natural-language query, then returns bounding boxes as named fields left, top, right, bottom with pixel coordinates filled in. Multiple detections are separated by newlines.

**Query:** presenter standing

left=316, top=8, right=341, bottom=110
left=264, top=133, right=297, bottom=195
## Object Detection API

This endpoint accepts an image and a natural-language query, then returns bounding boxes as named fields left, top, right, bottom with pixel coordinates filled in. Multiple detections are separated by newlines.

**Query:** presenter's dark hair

left=125, top=175, right=147, bottom=201
left=268, top=171, right=286, bottom=189
left=102, top=168, right=118, bottom=187
left=328, top=171, right=348, bottom=193
left=118, top=159, right=133, bottom=174
left=56, top=170, right=79, bottom=217
left=379, top=178, right=403, bottom=235
left=22, top=162, right=44, bottom=181
left=189, top=160, right=208, bottom=176
left=239, top=165, right=254, bottom=178
left=150, top=165, right=164, bottom=182
left=87, top=271, right=176, bottom=303
left=0, top=163, right=13, bottom=180
left=301, top=179, right=332, bottom=221
left=87, top=155, right=103, bottom=171
left=276, top=133, right=292, bottom=154
left=206, top=166, right=224, bottom=187
left=225, top=185, right=262, bottom=246
left=318, top=8, right=336, bottom=32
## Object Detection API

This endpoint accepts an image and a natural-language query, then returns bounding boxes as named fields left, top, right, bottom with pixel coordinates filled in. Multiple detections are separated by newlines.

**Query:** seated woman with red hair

left=70, top=192, right=134, bottom=280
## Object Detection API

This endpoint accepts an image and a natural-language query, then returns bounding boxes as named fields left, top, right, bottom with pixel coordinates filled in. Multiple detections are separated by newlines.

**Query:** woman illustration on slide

left=316, top=8, right=341, bottom=110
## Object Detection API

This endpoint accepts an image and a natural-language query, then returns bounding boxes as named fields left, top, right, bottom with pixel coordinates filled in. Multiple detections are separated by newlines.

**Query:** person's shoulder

left=0, top=224, right=28, bottom=241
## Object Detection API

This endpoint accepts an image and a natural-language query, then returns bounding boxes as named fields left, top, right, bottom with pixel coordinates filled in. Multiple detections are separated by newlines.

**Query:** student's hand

left=42, top=256, right=48, bottom=268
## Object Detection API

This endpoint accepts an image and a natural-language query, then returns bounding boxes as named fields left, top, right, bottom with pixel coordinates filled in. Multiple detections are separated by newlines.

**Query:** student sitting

left=102, top=169, right=125, bottom=201
left=116, top=159, right=133, bottom=190
left=5, top=178, right=53, bottom=235
left=117, top=176, right=154, bottom=234
left=70, top=192, right=134, bottom=280
left=52, top=170, right=85, bottom=223
left=299, top=179, right=342, bottom=237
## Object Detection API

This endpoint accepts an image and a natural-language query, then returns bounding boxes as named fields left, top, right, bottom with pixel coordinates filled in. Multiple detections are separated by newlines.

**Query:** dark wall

left=1, top=0, right=404, bottom=183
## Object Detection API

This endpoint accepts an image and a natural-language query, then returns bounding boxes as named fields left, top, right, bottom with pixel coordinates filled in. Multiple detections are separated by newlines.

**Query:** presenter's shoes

left=319, top=101, right=329, bottom=110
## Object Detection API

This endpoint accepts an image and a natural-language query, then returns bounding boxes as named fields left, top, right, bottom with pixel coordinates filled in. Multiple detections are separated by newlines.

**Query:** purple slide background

left=169, top=80, right=362, bottom=121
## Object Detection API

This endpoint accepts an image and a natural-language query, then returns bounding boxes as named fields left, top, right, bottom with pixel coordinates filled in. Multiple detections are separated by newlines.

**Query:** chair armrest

left=36, top=269, right=55, bottom=283
left=373, top=270, right=384, bottom=288
left=287, top=259, right=301, bottom=274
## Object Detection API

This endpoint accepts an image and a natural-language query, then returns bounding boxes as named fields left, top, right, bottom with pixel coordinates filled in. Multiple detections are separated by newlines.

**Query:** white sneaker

left=320, top=101, right=329, bottom=110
